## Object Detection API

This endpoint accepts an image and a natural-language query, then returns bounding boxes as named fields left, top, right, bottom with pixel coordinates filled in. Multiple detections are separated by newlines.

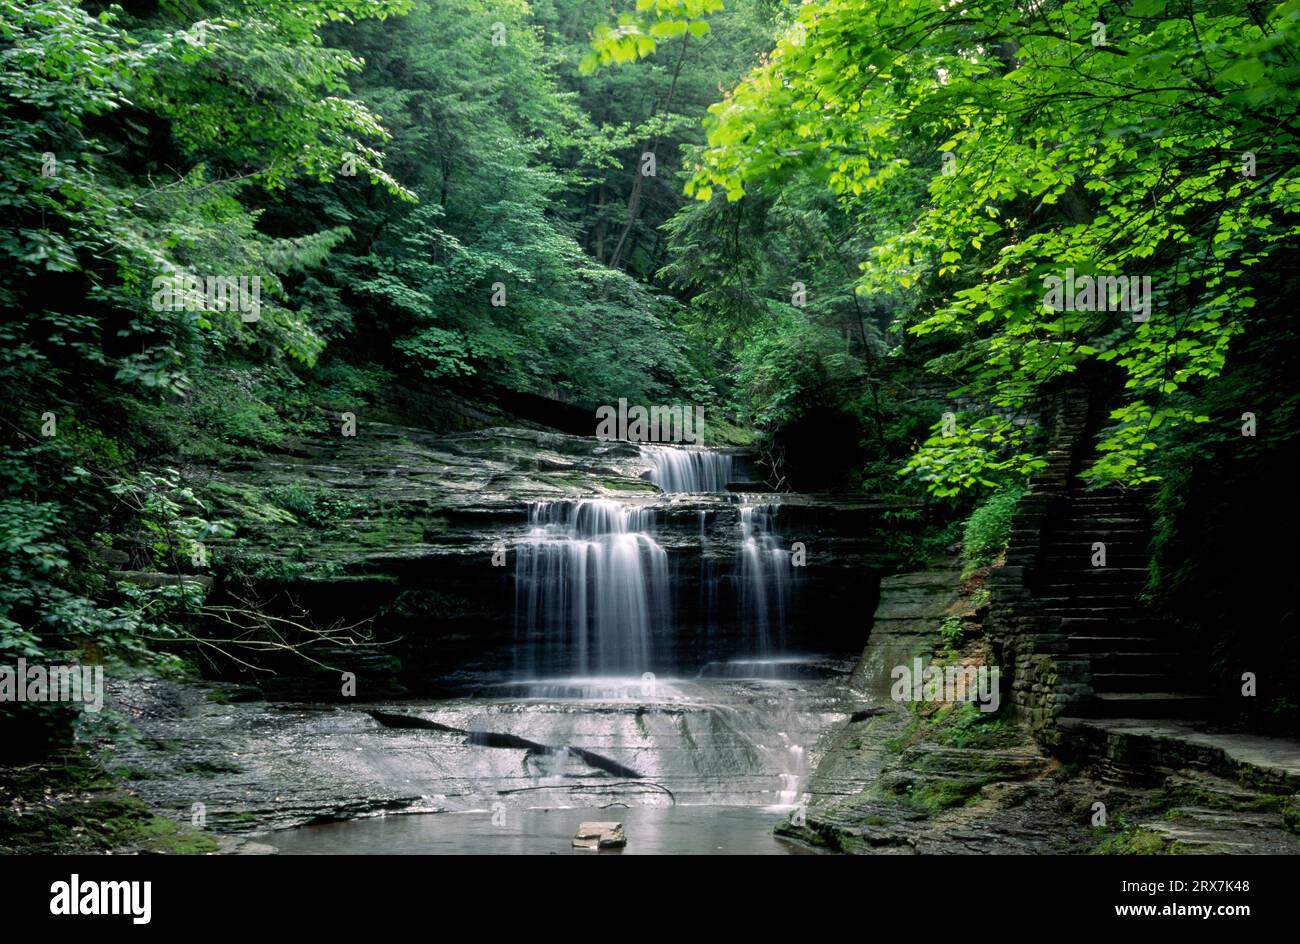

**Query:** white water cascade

left=513, top=449, right=795, bottom=679
left=513, top=500, right=669, bottom=676
left=641, top=443, right=792, bottom=653
left=642, top=444, right=732, bottom=493
left=736, top=502, right=792, bottom=654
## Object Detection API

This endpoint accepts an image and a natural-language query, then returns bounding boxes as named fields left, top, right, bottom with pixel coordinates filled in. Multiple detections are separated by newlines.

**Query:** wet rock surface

left=193, top=424, right=917, bottom=694
left=778, top=562, right=1300, bottom=855
left=87, top=665, right=859, bottom=840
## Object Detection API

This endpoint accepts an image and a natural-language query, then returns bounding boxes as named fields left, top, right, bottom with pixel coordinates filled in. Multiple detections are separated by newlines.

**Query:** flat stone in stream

left=573, top=822, right=627, bottom=850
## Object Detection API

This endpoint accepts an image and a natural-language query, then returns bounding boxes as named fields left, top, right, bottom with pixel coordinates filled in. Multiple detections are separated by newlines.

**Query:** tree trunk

left=608, top=36, right=689, bottom=270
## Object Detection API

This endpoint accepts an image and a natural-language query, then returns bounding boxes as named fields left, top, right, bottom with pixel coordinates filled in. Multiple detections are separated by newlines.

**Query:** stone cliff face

left=82, top=422, right=930, bottom=839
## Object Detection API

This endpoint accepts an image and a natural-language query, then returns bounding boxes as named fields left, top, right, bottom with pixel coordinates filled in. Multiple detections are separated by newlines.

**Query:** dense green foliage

left=307, top=0, right=703, bottom=404
left=1, top=0, right=409, bottom=680
left=612, top=0, right=1300, bottom=710
left=683, top=0, right=1300, bottom=491
left=0, top=0, right=776, bottom=721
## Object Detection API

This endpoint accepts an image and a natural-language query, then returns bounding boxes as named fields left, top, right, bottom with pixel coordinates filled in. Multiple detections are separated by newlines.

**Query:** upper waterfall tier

left=642, top=444, right=733, bottom=493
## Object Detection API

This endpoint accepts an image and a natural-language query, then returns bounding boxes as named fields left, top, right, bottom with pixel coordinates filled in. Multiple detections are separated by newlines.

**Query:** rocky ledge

left=778, top=562, right=1300, bottom=855
left=165, top=422, right=923, bottom=694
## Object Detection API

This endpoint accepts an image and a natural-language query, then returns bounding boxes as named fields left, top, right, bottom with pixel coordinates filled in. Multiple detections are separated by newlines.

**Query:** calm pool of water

left=266, top=805, right=814, bottom=855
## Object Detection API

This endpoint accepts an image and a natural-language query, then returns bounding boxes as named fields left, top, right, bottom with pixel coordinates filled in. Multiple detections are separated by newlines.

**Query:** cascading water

left=513, top=500, right=669, bottom=676
left=735, top=501, right=792, bottom=654
left=639, top=445, right=791, bottom=655
left=512, top=449, right=794, bottom=681
left=123, top=439, right=857, bottom=854
left=642, top=444, right=732, bottom=493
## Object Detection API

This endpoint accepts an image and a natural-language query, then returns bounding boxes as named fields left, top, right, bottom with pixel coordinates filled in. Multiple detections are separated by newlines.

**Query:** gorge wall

left=186, top=421, right=921, bottom=697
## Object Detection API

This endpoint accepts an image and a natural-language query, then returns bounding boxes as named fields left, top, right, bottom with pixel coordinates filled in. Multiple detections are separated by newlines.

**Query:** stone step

left=1019, top=539, right=1149, bottom=553
left=1041, top=527, right=1150, bottom=537
left=1057, top=516, right=1150, bottom=525
left=1073, top=506, right=1154, bottom=514
left=1041, top=574, right=1146, bottom=585
left=1091, top=672, right=1187, bottom=693
left=1047, top=612, right=1148, bottom=624
left=1059, top=613, right=1156, bottom=624
left=1061, top=623, right=1169, bottom=639
left=1051, top=612, right=1147, bottom=623
left=1071, top=491, right=1154, bottom=499
left=1057, top=718, right=1300, bottom=790
left=1039, top=582, right=1145, bottom=593
left=1055, top=533, right=1159, bottom=540
left=1027, top=485, right=1068, bottom=496
left=1040, top=555, right=1148, bottom=566
left=1041, top=595, right=1146, bottom=608
left=1060, top=501, right=1154, bottom=509
left=1039, top=567, right=1149, bottom=580
left=1055, top=523, right=1149, bottom=533
left=1043, top=585, right=1144, bottom=596
left=1041, top=560, right=1148, bottom=570
left=1041, top=589, right=1146, bottom=601
left=1038, top=595, right=1147, bottom=608
left=1042, top=553, right=1148, bottom=564
left=1068, top=635, right=1170, bottom=652
left=1041, top=590, right=1145, bottom=602
left=1064, top=692, right=1215, bottom=719
left=1086, top=651, right=1183, bottom=672
left=1064, top=496, right=1152, bottom=506
left=1040, top=556, right=1149, bottom=569
left=1057, top=516, right=1150, bottom=527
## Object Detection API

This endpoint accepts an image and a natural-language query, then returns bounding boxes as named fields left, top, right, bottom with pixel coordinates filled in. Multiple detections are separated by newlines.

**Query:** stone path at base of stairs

left=1059, top=716, right=1300, bottom=790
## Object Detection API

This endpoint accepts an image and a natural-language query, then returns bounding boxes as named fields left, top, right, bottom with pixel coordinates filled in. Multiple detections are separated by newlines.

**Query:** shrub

left=939, top=615, right=964, bottom=647
left=266, top=484, right=319, bottom=521
left=181, top=371, right=287, bottom=458
left=961, top=484, right=1025, bottom=573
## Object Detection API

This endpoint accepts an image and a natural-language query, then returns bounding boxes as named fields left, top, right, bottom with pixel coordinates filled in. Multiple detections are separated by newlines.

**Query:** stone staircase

left=991, top=385, right=1211, bottom=727
left=1036, top=485, right=1210, bottom=718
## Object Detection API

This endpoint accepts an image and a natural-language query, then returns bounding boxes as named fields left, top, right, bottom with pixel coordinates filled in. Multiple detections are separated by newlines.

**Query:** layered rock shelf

left=191, top=423, right=922, bottom=695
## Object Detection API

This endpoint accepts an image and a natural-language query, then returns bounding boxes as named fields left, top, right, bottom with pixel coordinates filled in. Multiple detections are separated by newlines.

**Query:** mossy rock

left=0, top=753, right=218, bottom=855
left=1091, top=825, right=1169, bottom=855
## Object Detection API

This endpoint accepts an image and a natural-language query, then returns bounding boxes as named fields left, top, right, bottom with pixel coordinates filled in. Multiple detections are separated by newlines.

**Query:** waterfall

left=735, top=502, right=791, bottom=653
left=642, top=444, right=732, bottom=493
left=513, top=451, right=794, bottom=681
left=513, top=500, right=669, bottom=676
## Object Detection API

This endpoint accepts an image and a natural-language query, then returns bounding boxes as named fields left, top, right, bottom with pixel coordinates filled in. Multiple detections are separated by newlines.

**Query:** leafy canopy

left=687, top=0, right=1300, bottom=491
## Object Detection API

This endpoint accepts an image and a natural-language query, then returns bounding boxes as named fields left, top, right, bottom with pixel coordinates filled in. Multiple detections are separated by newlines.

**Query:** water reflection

left=268, top=805, right=818, bottom=855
